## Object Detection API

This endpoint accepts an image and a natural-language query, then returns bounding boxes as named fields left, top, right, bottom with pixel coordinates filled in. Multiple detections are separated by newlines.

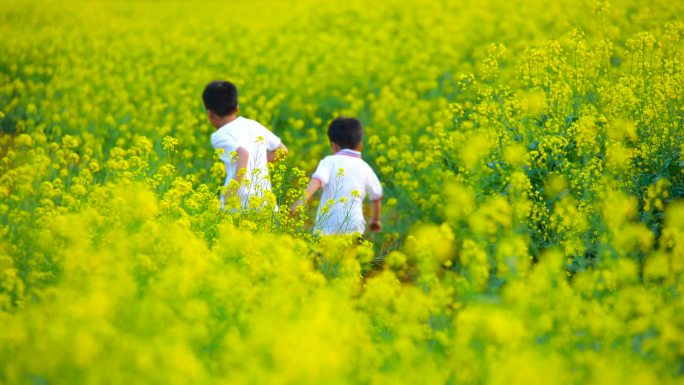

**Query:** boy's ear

left=207, top=109, right=220, bottom=128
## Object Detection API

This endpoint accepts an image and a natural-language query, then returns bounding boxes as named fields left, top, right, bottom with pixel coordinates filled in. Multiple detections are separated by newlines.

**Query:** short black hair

left=328, top=117, right=363, bottom=149
left=202, top=80, right=238, bottom=117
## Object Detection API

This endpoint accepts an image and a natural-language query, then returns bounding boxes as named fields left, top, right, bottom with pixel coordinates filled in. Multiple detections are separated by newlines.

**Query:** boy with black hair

left=293, top=117, right=383, bottom=235
left=203, top=80, right=288, bottom=210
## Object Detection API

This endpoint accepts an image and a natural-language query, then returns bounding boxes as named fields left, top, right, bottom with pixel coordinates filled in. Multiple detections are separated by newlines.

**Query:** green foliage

left=1, top=0, right=683, bottom=384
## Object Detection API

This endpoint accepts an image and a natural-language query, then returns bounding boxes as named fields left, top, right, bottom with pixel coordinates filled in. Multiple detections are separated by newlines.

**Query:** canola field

left=1, top=0, right=683, bottom=383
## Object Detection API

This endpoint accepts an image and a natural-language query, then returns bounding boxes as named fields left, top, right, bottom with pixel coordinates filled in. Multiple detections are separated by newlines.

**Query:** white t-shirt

left=210, top=117, right=281, bottom=209
left=311, top=149, right=383, bottom=235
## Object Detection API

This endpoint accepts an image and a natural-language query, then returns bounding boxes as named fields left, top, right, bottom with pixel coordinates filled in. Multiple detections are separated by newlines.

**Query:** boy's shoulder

left=237, top=116, right=266, bottom=127
left=238, top=117, right=275, bottom=136
left=322, top=153, right=377, bottom=172
left=213, top=117, right=259, bottom=135
left=211, top=123, right=235, bottom=139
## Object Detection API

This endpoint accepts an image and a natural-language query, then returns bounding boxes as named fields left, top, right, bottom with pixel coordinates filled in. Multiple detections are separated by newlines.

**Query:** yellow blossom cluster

left=1, top=0, right=683, bottom=384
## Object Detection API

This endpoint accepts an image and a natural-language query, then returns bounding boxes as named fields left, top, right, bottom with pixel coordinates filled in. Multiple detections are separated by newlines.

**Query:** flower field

left=1, top=0, right=683, bottom=383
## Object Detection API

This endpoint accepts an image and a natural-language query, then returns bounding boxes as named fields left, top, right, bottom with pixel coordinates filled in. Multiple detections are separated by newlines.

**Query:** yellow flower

left=162, top=136, right=179, bottom=153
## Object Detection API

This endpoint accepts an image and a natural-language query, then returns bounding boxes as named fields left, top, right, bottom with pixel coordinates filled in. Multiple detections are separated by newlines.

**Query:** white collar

left=336, top=149, right=362, bottom=158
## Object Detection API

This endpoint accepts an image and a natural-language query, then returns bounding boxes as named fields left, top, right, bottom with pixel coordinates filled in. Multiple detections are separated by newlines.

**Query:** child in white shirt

left=293, top=117, right=383, bottom=235
left=203, top=80, right=288, bottom=209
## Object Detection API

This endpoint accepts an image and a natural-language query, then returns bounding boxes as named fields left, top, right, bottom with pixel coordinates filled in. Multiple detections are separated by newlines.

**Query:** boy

left=293, top=117, right=382, bottom=235
left=203, top=80, right=288, bottom=210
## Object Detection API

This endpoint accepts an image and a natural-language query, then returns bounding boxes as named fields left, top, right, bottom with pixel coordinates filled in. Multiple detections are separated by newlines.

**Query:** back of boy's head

left=202, top=80, right=238, bottom=117
left=328, top=117, right=363, bottom=149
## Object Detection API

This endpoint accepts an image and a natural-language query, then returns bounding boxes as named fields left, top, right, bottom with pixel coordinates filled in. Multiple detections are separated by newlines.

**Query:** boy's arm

left=369, top=198, right=382, bottom=232
left=366, top=168, right=383, bottom=232
left=234, top=146, right=250, bottom=184
left=290, top=178, right=322, bottom=213
left=267, top=143, right=288, bottom=162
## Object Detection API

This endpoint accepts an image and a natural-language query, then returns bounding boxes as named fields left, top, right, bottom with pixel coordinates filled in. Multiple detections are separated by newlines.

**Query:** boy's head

left=328, top=117, right=363, bottom=150
left=202, top=80, right=238, bottom=127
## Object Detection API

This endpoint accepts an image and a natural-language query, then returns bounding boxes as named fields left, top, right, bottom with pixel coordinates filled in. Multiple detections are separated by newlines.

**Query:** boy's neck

left=215, top=113, right=238, bottom=129
left=332, top=144, right=362, bottom=154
